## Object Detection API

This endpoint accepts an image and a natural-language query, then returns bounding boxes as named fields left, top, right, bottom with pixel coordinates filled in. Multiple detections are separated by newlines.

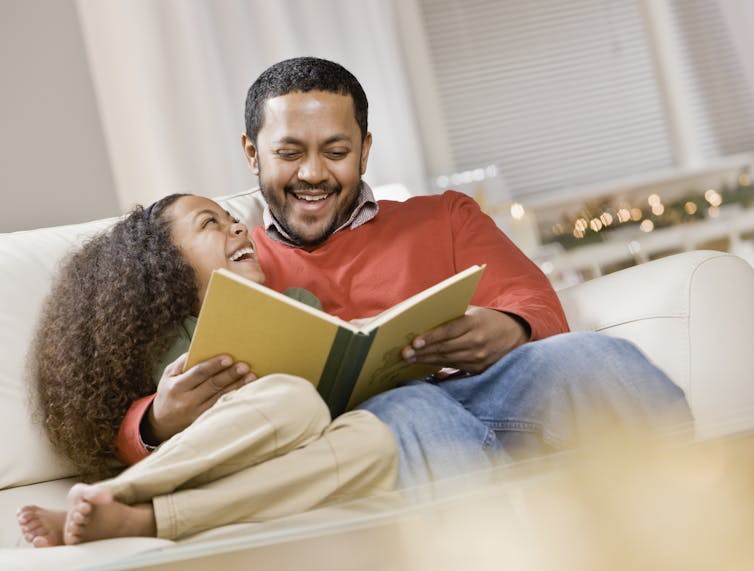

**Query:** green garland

left=543, top=172, right=754, bottom=250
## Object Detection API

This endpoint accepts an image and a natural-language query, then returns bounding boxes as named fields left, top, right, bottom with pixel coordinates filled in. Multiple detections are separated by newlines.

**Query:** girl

left=17, top=194, right=397, bottom=546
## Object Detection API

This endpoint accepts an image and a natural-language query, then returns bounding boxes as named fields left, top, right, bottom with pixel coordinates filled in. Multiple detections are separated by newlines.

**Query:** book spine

left=321, top=330, right=376, bottom=417
left=316, top=327, right=353, bottom=407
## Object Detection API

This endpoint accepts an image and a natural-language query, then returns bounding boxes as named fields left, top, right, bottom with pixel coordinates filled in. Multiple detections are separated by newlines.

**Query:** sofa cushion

left=0, top=189, right=266, bottom=490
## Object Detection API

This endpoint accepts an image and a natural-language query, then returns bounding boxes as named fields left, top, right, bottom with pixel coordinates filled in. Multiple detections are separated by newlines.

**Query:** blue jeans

left=358, top=332, right=692, bottom=488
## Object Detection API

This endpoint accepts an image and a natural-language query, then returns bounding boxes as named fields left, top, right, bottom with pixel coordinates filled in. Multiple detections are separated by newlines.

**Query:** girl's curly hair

left=32, top=194, right=200, bottom=480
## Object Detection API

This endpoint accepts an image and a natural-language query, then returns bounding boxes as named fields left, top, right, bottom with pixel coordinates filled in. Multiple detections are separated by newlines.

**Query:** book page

left=346, top=265, right=484, bottom=408
left=186, top=269, right=345, bottom=387
left=361, top=265, right=485, bottom=331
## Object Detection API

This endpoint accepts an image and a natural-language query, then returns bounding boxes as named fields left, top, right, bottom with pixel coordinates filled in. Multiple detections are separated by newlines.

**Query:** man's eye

left=277, top=150, right=301, bottom=160
left=326, top=150, right=348, bottom=159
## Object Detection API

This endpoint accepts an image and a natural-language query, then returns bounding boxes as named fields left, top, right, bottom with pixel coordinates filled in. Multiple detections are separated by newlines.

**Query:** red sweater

left=116, top=191, right=568, bottom=463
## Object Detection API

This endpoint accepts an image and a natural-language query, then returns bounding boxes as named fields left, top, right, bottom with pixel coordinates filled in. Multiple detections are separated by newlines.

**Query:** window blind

left=666, top=0, right=754, bottom=161
left=418, top=0, right=675, bottom=201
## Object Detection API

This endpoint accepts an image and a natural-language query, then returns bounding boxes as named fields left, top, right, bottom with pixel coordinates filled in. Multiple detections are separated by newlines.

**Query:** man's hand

left=144, top=353, right=257, bottom=444
left=400, top=306, right=529, bottom=374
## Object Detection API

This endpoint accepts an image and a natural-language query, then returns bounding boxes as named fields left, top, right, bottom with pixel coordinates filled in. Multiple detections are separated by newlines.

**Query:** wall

left=0, top=0, right=118, bottom=232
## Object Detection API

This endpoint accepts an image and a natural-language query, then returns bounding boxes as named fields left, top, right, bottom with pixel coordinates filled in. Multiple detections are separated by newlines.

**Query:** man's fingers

left=411, top=314, right=472, bottom=350
left=408, top=343, right=490, bottom=373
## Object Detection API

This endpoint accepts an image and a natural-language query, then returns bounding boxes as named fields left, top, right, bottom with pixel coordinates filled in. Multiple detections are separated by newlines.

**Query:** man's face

left=242, top=90, right=372, bottom=246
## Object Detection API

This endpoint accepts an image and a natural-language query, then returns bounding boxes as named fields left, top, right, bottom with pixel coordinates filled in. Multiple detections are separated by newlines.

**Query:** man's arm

left=402, top=191, right=568, bottom=372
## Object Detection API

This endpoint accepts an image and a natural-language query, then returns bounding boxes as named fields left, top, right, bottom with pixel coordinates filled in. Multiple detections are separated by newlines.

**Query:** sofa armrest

left=557, top=250, right=754, bottom=438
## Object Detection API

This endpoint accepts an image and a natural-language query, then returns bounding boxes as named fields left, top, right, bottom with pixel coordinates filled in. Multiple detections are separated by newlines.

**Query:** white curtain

left=76, top=0, right=427, bottom=210
left=718, top=0, right=754, bottom=99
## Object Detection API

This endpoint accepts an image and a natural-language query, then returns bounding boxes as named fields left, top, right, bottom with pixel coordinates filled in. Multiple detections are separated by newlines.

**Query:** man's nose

left=297, top=154, right=327, bottom=183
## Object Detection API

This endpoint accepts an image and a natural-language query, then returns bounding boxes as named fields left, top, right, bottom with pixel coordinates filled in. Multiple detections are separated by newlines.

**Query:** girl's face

left=165, top=195, right=266, bottom=299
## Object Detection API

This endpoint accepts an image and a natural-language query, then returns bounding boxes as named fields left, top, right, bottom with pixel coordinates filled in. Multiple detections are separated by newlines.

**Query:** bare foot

left=67, top=482, right=114, bottom=506
left=16, top=505, right=66, bottom=547
left=64, top=483, right=156, bottom=545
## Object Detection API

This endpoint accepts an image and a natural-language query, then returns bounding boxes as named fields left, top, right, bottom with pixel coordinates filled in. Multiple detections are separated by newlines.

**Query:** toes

left=31, top=534, right=50, bottom=548
left=21, top=520, right=45, bottom=535
left=16, top=505, right=38, bottom=524
left=64, top=520, right=80, bottom=545
left=77, top=501, right=93, bottom=516
left=64, top=501, right=92, bottom=545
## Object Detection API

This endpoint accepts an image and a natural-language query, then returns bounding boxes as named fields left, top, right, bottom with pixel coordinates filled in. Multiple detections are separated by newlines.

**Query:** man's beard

left=259, top=174, right=362, bottom=247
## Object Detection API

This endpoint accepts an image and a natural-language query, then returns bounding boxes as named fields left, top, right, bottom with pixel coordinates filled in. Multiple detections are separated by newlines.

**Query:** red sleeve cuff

left=115, top=394, right=156, bottom=465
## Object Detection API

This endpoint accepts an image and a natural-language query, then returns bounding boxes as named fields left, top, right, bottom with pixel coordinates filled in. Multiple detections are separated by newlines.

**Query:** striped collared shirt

left=262, top=181, right=379, bottom=246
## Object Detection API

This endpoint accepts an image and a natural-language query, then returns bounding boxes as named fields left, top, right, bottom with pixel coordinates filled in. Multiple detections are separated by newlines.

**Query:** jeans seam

left=485, top=419, right=568, bottom=449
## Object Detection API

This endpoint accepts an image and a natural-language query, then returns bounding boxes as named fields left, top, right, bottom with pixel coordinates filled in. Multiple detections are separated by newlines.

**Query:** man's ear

left=241, top=134, right=259, bottom=175
left=360, top=132, right=373, bottom=175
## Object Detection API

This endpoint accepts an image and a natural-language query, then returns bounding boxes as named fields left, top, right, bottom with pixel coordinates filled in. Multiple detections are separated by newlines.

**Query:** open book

left=185, top=265, right=485, bottom=416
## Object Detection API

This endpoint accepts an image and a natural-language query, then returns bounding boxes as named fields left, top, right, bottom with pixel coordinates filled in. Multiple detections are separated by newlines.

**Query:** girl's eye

left=202, top=217, right=217, bottom=228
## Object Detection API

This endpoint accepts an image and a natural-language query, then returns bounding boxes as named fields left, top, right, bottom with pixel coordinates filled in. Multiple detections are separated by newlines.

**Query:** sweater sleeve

left=445, top=191, right=569, bottom=340
left=115, top=394, right=156, bottom=465
left=115, top=319, right=196, bottom=465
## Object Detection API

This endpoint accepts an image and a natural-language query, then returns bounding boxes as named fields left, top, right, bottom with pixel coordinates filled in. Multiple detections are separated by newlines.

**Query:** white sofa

left=2, top=187, right=754, bottom=570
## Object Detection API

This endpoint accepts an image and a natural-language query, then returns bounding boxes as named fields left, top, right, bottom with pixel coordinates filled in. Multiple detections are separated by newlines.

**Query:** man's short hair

left=244, top=57, right=368, bottom=143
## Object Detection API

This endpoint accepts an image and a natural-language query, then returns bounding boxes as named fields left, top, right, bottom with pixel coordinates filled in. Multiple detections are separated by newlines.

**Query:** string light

left=510, top=202, right=526, bottom=220
left=540, top=166, right=754, bottom=250
left=704, top=189, right=722, bottom=207
left=617, top=208, right=631, bottom=223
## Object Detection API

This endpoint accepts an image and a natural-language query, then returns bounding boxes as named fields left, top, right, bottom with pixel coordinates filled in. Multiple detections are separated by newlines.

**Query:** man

left=119, top=57, right=691, bottom=486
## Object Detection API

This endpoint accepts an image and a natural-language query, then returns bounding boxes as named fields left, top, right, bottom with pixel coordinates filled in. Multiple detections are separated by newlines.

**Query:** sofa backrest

left=0, top=189, right=266, bottom=489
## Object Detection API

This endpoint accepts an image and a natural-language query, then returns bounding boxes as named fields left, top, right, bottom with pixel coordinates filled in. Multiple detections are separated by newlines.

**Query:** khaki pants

left=98, top=374, right=398, bottom=539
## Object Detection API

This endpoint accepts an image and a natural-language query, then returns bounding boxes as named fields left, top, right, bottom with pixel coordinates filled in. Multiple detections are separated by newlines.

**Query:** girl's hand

left=144, top=353, right=257, bottom=444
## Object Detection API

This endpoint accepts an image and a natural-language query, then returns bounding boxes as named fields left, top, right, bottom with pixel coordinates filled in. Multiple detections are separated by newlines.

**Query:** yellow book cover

left=186, top=265, right=485, bottom=415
